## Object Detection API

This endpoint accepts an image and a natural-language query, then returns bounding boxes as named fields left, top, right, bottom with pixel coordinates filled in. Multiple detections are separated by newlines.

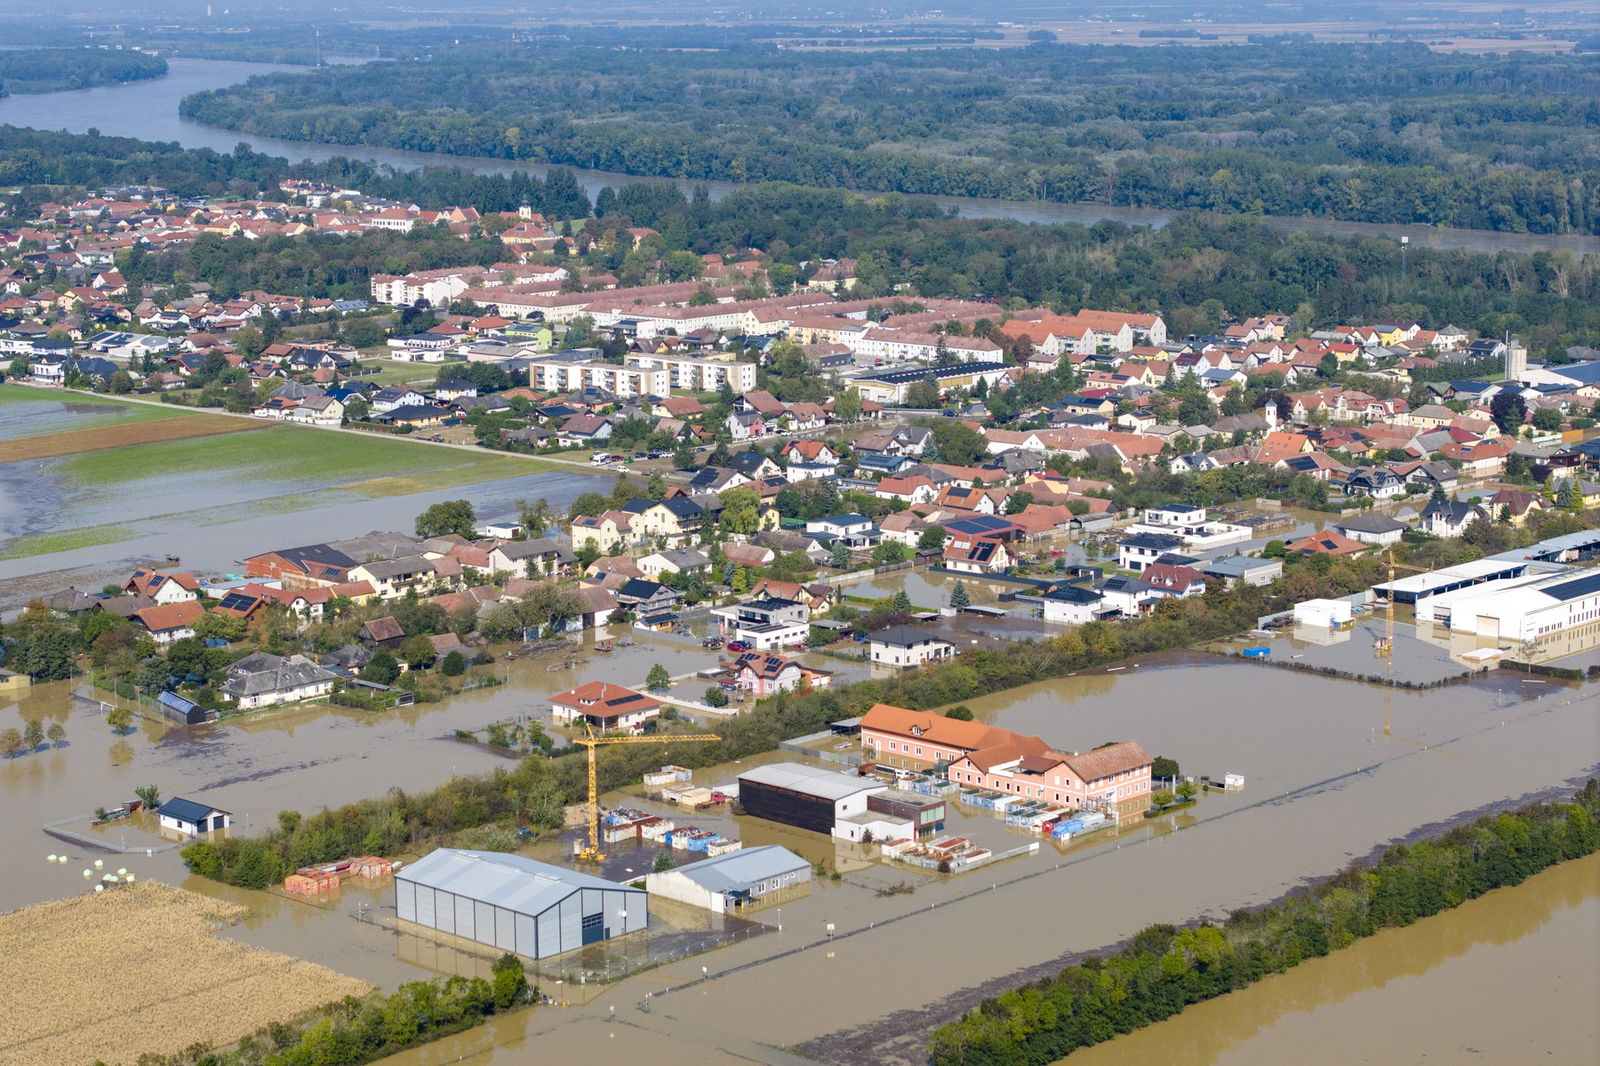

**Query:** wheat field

left=0, top=880, right=373, bottom=1066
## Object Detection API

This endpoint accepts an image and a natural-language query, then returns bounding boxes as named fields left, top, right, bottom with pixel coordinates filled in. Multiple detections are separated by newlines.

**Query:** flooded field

left=1063, top=852, right=1600, bottom=1066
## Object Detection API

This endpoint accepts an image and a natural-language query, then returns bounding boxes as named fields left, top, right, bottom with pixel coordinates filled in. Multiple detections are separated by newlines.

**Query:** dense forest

left=0, top=48, right=165, bottom=96
left=4, top=131, right=1599, bottom=357
left=928, top=781, right=1600, bottom=1065
left=178, top=41, right=1600, bottom=233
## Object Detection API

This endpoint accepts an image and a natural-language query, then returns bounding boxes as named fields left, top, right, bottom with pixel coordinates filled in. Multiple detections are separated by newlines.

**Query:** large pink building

left=860, top=703, right=1152, bottom=813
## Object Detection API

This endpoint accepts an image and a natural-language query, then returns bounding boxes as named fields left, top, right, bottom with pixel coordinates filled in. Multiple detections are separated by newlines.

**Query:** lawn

left=55, top=422, right=543, bottom=490
left=0, top=383, right=199, bottom=427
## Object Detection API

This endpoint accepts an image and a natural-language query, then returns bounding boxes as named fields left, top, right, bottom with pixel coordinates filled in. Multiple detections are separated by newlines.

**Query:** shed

left=156, top=689, right=214, bottom=726
left=1293, top=598, right=1354, bottom=628
left=395, top=849, right=646, bottom=960
left=645, top=845, right=810, bottom=913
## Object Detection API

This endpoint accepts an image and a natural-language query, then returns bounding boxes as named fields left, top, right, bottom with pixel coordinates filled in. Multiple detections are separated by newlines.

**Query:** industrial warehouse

left=737, top=761, right=948, bottom=842
left=395, top=849, right=647, bottom=960
left=646, top=845, right=811, bottom=913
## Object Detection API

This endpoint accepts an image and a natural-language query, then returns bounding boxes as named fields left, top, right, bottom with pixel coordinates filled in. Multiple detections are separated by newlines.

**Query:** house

left=1141, top=562, right=1208, bottom=598
left=1331, top=512, right=1408, bottom=547
left=1117, top=532, right=1184, bottom=573
left=1096, top=575, right=1161, bottom=617
left=549, top=681, right=661, bottom=735
left=868, top=626, right=954, bottom=669
left=488, top=537, right=574, bottom=577
left=942, top=537, right=1013, bottom=574
left=1040, top=584, right=1110, bottom=624
left=569, top=511, right=638, bottom=555
left=122, top=569, right=200, bottom=604
left=1419, top=499, right=1487, bottom=538
left=349, top=556, right=447, bottom=599
left=156, top=797, right=232, bottom=838
left=859, top=702, right=1017, bottom=771
left=1488, top=489, right=1544, bottom=525
left=129, top=601, right=205, bottom=645
left=782, top=439, right=839, bottom=466
left=1344, top=468, right=1405, bottom=500
left=806, top=514, right=879, bottom=548
left=358, top=616, right=407, bottom=649
left=638, top=547, right=712, bottom=578
left=1200, top=555, right=1284, bottom=588
left=726, top=651, right=833, bottom=697
left=1284, top=529, right=1369, bottom=556
left=729, top=451, right=783, bottom=481
left=220, top=652, right=338, bottom=709
left=713, top=597, right=811, bottom=650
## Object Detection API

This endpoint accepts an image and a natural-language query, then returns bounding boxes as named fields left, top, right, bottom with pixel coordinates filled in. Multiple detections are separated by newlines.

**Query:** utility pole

left=1399, top=234, right=1409, bottom=291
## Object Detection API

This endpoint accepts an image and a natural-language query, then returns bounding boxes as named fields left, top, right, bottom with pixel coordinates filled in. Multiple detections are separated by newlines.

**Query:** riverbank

left=925, top=780, right=1600, bottom=1065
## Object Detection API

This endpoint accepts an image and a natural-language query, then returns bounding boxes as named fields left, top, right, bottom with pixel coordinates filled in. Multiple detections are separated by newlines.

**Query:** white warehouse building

left=645, top=845, right=811, bottom=913
left=395, top=849, right=646, bottom=960
left=1420, top=569, right=1600, bottom=644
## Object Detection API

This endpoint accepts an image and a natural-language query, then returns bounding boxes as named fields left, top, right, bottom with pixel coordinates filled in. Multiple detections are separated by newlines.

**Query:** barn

left=394, top=849, right=647, bottom=960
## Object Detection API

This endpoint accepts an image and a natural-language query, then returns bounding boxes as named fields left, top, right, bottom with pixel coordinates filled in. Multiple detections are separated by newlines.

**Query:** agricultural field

left=0, top=880, right=372, bottom=1066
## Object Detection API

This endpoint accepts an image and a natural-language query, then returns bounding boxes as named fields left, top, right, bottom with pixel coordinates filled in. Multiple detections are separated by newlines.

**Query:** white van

left=590, top=452, right=614, bottom=465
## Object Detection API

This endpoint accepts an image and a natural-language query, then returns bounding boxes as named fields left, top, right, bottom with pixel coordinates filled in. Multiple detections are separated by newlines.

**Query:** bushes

left=928, top=782, right=1600, bottom=1066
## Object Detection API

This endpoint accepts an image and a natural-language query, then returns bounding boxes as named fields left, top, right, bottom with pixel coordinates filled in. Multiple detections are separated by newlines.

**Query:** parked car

left=726, top=640, right=752, bottom=653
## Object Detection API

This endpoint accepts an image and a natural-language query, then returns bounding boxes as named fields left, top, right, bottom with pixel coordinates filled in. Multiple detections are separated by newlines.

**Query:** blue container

left=1242, top=646, right=1271, bottom=658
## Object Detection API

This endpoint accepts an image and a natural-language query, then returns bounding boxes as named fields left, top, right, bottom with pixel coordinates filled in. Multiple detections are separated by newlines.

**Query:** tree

left=829, top=541, right=851, bottom=568
left=1531, top=407, right=1564, bottom=432
left=362, top=649, right=401, bottom=685
left=873, top=541, right=909, bottom=566
left=890, top=589, right=912, bottom=612
left=949, top=581, right=971, bottom=609
left=1490, top=392, right=1526, bottom=433
left=440, top=650, right=467, bottom=676
left=1152, top=755, right=1180, bottom=779
left=1177, top=780, right=1198, bottom=800
left=106, top=705, right=133, bottom=733
left=645, top=663, right=672, bottom=691
left=46, top=722, right=66, bottom=745
left=0, top=729, right=21, bottom=758
left=516, top=497, right=556, bottom=536
left=672, top=439, right=697, bottom=470
left=918, top=525, right=947, bottom=551
left=944, top=705, right=975, bottom=721
left=653, top=849, right=677, bottom=872
left=833, top=387, right=863, bottom=422
left=703, top=686, right=729, bottom=708
left=1003, top=490, right=1035, bottom=515
left=719, top=486, right=762, bottom=534
left=929, top=421, right=988, bottom=466
left=904, top=379, right=941, bottom=409
left=414, top=499, right=477, bottom=538
left=135, top=784, right=161, bottom=809
left=22, top=719, right=44, bottom=751
left=401, top=635, right=437, bottom=670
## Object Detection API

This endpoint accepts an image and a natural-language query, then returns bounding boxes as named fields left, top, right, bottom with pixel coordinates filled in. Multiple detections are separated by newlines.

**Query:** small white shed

left=1293, top=598, right=1353, bottom=628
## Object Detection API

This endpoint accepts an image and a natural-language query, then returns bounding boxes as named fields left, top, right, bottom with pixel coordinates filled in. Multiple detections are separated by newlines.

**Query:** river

left=1, top=58, right=1597, bottom=256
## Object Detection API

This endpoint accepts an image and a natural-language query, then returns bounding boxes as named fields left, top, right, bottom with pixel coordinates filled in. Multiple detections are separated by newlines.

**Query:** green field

left=0, top=524, right=133, bottom=561
left=54, top=422, right=542, bottom=490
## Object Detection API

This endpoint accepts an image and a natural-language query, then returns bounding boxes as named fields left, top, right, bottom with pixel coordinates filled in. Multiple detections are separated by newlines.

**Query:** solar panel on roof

left=1540, top=571, right=1600, bottom=602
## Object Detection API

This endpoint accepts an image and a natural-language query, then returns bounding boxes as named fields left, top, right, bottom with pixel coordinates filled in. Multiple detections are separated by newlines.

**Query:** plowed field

left=0, top=414, right=257, bottom=463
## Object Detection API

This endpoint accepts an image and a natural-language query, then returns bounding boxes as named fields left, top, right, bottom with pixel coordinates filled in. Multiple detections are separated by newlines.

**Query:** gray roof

left=221, top=652, right=335, bottom=698
left=738, top=761, right=882, bottom=803
left=1333, top=513, right=1408, bottom=534
left=357, top=555, right=438, bottom=580
left=1202, top=555, right=1281, bottom=576
left=397, top=849, right=640, bottom=917
left=668, top=845, right=809, bottom=894
left=870, top=625, right=948, bottom=649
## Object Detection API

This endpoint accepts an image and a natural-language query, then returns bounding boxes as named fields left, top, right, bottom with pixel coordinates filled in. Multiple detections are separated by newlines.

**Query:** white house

left=156, top=796, right=233, bottom=837
left=868, top=626, right=954, bottom=668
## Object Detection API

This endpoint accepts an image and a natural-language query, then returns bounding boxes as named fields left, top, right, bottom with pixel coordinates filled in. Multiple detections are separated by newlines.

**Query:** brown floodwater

left=1062, top=852, right=1600, bottom=1066
left=311, top=658, right=1599, bottom=1066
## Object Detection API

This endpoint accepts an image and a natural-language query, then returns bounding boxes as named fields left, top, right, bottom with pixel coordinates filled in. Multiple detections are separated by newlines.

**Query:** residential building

left=868, top=626, right=954, bottom=669
left=1331, top=512, right=1408, bottom=547
left=712, top=597, right=811, bottom=650
left=156, top=797, right=232, bottom=837
left=550, top=681, right=662, bottom=735
left=220, top=652, right=337, bottom=710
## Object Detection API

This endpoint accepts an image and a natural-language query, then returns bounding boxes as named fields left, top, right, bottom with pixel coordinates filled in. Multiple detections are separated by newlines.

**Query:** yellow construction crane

left=1373, top=549, right=1430, bottom=658
left=574, top=725, right=719, bottom=862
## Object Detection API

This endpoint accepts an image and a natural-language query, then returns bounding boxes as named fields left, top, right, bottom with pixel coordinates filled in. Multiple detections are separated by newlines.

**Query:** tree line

left=0, top=48, right=166, bottom=97
left=176, top=40, right=1600, bottom=233
left=927, top=781, right=1600, bottom=1065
